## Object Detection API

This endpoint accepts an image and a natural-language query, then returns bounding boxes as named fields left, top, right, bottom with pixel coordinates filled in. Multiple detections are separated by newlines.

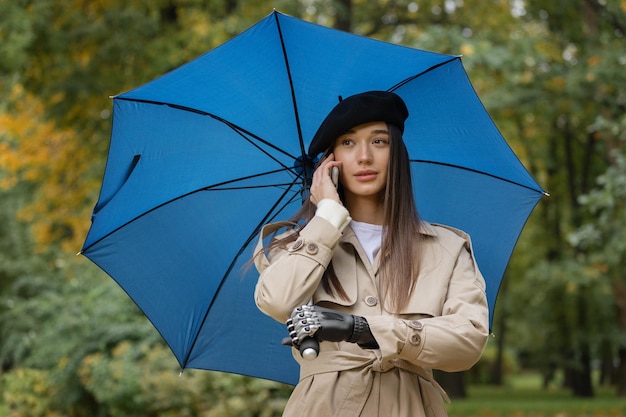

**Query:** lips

left=354, top=169, right=378, bottom=181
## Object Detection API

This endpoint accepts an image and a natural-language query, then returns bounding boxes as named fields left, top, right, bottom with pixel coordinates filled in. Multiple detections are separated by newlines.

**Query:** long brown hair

left=379, top=124, right=423, bottom=311
left=259, top=124, right=424, bottom=311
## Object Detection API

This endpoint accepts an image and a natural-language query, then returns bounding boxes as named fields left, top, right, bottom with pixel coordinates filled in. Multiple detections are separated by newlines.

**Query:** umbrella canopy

left=82, top=10, right=545, bottom=385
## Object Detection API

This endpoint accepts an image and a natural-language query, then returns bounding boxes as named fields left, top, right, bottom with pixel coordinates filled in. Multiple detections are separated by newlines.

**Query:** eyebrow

left=344, top=129, right=390, bottom=135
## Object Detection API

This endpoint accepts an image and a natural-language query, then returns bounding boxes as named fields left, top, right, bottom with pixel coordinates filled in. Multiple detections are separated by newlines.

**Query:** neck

left=345, top=194, right=385, bottom=225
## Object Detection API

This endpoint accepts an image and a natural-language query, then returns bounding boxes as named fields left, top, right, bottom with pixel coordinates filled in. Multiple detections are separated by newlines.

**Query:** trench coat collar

left=339, top=219, right=438, bottom=247
left=336, top=219, right=438, bottom=286
left=324, top=220, right=439, bottom=309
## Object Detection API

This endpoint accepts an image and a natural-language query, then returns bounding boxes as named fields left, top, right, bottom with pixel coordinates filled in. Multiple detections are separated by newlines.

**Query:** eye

left=340, top=138, right=354, bottom=146
left=372, top=137, right=390, bottom=145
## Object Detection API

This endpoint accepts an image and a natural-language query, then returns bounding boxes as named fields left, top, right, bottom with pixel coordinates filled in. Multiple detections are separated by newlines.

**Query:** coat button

left=408, top=320, right=423, bottom=330
left=410, top=334, right=421, bottom=345
left=289, top=238, right=304, bottom=252
left=305, top=242, right=319, bottom=255
left=364, top=296, right=378, bottom=307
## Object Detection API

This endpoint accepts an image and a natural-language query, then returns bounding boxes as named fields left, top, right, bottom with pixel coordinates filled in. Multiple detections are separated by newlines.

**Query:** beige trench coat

left=254, top=216, right=489, bottom=417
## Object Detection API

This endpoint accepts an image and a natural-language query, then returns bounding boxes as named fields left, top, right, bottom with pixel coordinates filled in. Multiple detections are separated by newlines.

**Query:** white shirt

left=350, top=220, right=383, bottom=266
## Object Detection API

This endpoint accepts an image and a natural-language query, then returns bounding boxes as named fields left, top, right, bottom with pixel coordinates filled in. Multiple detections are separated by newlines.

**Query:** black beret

left=308, top=91, right=409, bottom=157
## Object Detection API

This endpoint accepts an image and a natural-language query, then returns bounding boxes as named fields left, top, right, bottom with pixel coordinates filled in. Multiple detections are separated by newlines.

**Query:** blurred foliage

left=510, top=258, right=617, bottom=370
left=1, top=368, right=61, bottom=417
left=77, top=341, right=290, bottom=417
left=468, top=338, right=520, bottom=385
left=0, top=85, right=96, bottom=251
left=1, top=0, right=626, bottom=415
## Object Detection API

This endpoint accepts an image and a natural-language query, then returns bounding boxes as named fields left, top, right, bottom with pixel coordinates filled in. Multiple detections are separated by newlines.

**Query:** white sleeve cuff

left=315, top=199, right=351, bottom=232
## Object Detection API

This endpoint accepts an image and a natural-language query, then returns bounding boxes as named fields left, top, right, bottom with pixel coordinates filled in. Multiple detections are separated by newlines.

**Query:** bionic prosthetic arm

left=285, top=305, right=379, bottom=351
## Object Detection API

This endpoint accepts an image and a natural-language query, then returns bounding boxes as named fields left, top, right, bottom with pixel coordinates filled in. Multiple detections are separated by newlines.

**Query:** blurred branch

left=584, top=0, right=626, bottom=35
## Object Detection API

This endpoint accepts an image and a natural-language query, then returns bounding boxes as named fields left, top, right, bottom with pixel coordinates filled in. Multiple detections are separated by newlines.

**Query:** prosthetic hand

left=285, top=305, right=379, bottom=349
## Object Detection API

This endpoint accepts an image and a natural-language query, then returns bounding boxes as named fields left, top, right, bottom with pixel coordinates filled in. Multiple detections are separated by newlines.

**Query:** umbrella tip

left=76, top=251, right=82, bottom=256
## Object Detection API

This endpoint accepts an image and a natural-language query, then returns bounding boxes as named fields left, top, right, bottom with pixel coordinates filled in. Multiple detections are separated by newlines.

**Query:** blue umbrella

left=81, top=10, right=545, bottom=385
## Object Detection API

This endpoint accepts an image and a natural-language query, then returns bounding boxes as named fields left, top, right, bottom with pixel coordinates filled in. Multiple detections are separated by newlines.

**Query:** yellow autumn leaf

left=1, top=84, right=99, bottom=251
left=460, top=43, right=474, bottom=56
left=587, top=55, right=602, bottom=67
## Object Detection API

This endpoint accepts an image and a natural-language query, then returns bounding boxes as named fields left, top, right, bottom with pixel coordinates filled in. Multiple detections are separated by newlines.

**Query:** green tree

left=505, top=0, right=626, bottom=397
left=569, top=145, right=626, bottom=396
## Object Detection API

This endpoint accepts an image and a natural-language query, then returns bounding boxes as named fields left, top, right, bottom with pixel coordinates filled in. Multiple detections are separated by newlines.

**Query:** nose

left=357, top=143, right=373, bottom=165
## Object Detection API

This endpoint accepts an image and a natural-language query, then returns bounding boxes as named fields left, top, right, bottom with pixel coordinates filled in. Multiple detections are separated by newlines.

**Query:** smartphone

left=330, top=166, right=339, bottom=189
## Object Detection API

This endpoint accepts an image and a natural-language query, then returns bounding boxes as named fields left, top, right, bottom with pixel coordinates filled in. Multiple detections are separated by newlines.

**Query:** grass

left=446, top=373, right=626, bottom=417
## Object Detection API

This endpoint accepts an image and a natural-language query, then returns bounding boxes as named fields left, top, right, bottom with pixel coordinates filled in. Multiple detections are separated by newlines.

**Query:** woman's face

left=332, top=121, right=390, bottom=202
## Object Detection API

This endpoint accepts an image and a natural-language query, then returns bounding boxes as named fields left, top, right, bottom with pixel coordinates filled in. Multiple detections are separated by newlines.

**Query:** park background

left=1, top=0, right=625, bottom=415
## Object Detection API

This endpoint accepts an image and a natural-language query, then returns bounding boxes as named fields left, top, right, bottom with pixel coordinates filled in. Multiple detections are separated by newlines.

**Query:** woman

left=253, top=91, right=489, bottom=417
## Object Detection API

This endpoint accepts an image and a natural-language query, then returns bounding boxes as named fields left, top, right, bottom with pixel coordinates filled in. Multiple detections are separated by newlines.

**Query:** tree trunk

left=490, top=277, right=507, bottom=385
left=614, top=280, right=626, bottom=396
left=434, top=370, right=466, bottom=399
left=490, top=317, right=505, bottom=385
left=616, top=347, right=626, bottom=397
left=569, top=345, right=594, bottom=397
left=334, top=0, right=352, bottom=32
left=599, top=342, right=615, bottom=386
left=569, top=292, right=594, bottom=397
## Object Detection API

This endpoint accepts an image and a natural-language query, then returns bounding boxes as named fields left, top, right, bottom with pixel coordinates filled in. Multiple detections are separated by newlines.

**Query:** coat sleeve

left=366, top=234, right=490, bottom=372
left=254, top=216, right=342, bottom=323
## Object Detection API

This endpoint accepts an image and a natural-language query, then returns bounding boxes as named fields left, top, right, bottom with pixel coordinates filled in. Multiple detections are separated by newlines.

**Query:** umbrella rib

left=115, top=97, right=298, bottom=165
left=201, top=167, right=296, bottom=190
left=207, top=183, right=296, bottom=191
left=181, top=176, right=302, bottom=368
left=82, top=168, right=300, bottom=253
left=412, top=160, right=546, bottom=195
left=388, top=56, right=459, bottom=92
left=273, top=12, right=310, bottom=179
